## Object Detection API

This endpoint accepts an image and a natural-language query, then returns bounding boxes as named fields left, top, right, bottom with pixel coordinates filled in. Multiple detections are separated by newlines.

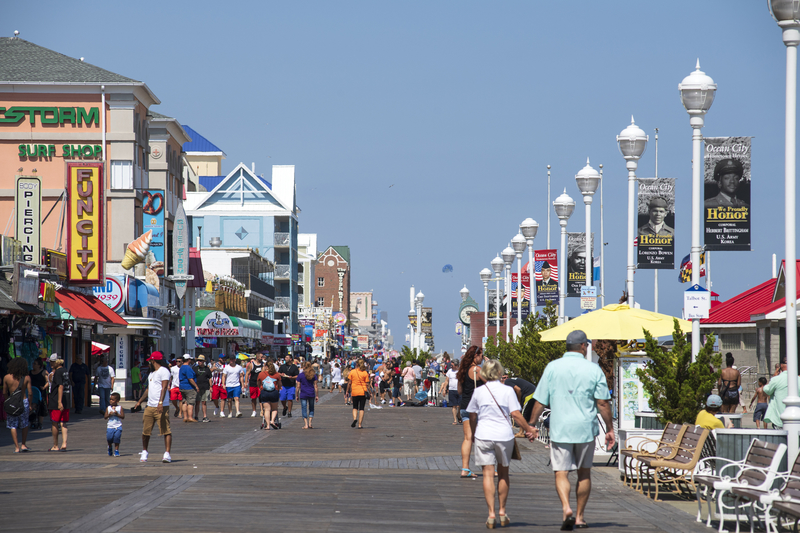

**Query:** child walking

left=105, top=392, right=124, bottom=456
left=749, top=377, right=770, bottom=429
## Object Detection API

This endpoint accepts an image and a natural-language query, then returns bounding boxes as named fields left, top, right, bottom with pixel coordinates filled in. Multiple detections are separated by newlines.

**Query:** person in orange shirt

left=346, top=359, right=373, bottom=429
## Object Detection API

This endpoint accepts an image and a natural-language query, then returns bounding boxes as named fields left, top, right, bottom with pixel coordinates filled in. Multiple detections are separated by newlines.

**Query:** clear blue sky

left=8, top=1, right=794, bottom=353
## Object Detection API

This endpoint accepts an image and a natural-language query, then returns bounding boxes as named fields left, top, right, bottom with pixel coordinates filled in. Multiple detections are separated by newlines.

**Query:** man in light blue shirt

left=529, top=330, right=614, bottom=531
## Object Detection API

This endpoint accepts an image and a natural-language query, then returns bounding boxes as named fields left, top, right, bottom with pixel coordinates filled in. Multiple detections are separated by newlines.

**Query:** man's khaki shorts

left=550, top=441, right=594, bottom=471
left=142, top=406, right=171, bottom=437
left=181, top=389, right=197, bottom=404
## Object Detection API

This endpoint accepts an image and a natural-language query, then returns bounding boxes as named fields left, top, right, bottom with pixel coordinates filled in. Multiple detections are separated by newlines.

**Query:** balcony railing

left=274, top=232, right=290, bottom=246
left=275, top=297, right=291, bottom=311
left=275, top=264, right=291, bottom=278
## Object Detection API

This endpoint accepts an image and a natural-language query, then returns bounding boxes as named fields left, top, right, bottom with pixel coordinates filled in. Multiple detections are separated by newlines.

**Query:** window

left=720, top=334, right=741, bottom=351
left=317, top=297, right=325, bottom=306
left=111, top=160, right=133, bottom=189
left=318, top=277, right=325, bottom=287
left=743, top=333, right=758, bottom=351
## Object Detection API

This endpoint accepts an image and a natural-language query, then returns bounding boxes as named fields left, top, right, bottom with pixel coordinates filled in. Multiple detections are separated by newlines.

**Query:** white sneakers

left=141, top=450, right=171, bottom=463
left=219, top=411, right=226, bottom=418
left=381, top=399, right=386, bottom=404
left=236, top=412, right=242, bottom=418
left=227, top=413, right=233, bottom=418
left=213, top=409, right=219, bottom=417
left=251, top=411, right=257, bottom=417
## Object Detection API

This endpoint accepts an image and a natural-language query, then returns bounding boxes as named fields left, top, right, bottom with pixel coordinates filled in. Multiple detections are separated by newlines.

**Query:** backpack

left=4, top=380, right=25, bottom=417
left=262, top=376, right=276, bottom=392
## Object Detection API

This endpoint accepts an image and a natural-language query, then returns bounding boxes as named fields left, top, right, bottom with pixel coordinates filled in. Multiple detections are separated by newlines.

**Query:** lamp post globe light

left=575, top=159, right=601, bottom=296
left=480, top=268, right=493, bottom=346
left=679, top=60, right=716, bottom=361
left=553, top=190, right=576, bottom=324
left=416, top=291, right=424, bottom=351
left=520, top=218, right=539, bottom=325
left=617, top=117, right=648, bottom=308
left=512, top=233, right=527, bottom=338
left=502, top=245, right=516, bottom=341
left=491, top=255, right=504, bottom=334
left=769, top=0, right=800, bottom=466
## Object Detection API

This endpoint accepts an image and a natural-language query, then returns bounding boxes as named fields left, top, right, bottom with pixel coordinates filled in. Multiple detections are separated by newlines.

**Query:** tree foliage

left=483, top=302, right=565, bottom=385
left=635, top=320, right=720, bottom=425
left=399, top=346, right=431, bottom=366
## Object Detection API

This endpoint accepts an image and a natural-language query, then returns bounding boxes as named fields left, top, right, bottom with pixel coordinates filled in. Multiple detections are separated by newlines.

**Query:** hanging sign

left=534, top=249, right=559, bottom=307
left=684, top=284, right=711, bottom=319
left=567, top=233, right=593, bottom=297
left=172, top=202, right=189, bottom=299
left=15, top=176, right=41, bottom=263
left=704, top=137, right=751, bottom=251
left=637, top=178, right=676, bottom=269
left=143, top=190, right=165, bottom=276
left=67, top=162, right=104, bottom=284
left=92, top=275, right=125, bottom=312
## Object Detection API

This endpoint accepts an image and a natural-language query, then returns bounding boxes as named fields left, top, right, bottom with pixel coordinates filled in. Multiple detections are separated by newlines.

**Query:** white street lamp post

left=679, top=60, right=716, bottom=361
left=520, top=218, right=539, bottom=312
left=502, top=246, right=516, bottom=342
left=770, top=0, right=800, bottom=465
left=480, top=268, right=492, bottom=346
left=553, top=190, right=575, bottom=324
left=416, top=291, right=424, bottom=352
left=617, top=117, right=649, bottom=308
left=491, top=255, right=504, bottom=335
left=512, top=233, right=527, bottom=338
left=575, top=159, right=601, bottom=299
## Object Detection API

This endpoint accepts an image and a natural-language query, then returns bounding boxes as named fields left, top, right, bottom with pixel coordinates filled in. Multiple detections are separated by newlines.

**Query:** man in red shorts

left=48, top=356, right=71, bottom=451
left=211, top=355, right=228, bottom=417
left=245, top=353, right=265, bottom=418
left=169, top=357, right=182, bottom=418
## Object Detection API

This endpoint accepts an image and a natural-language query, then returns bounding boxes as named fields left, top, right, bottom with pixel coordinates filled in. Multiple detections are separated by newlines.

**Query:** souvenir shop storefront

left=184, top=310, right=262, bottom=359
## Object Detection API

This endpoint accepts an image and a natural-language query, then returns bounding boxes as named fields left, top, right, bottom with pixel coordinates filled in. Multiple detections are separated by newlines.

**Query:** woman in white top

left=466, top=360, right=535, bottom=529
left=330, top=363, right=342, bottom=392
left=439, top=359, right=461, bottom=425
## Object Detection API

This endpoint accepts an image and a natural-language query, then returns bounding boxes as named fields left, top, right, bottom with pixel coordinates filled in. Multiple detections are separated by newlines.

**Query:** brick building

left=315, top=246, right=351, bottom=319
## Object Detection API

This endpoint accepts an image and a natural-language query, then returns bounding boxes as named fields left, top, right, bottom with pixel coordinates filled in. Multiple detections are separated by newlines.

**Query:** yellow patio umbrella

left=539, top=304, right=691, bottom=342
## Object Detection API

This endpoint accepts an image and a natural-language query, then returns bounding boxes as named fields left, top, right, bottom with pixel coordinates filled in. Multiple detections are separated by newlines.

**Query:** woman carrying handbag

left=466, top=359, right=536, bottom=529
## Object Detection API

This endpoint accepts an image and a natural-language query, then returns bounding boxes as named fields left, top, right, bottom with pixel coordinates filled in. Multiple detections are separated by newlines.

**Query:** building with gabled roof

left=184, top=162, right=300, bottom=334
left=701, top=260, right=800, bottom=378
left=316, top=246, right=351, bottom=319
left=182, top=125, right=226, bottom=192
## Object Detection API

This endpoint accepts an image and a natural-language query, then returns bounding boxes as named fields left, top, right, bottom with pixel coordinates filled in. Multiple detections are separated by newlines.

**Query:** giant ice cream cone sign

left=122, top=230, right=152, bottom=270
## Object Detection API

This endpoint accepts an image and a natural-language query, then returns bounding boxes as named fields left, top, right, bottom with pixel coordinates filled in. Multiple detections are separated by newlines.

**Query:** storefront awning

left=55, top=289, right=129, bottom=326
left=182, top=310, right=260, bottom=339
left=0, top=278, right=43, bottom=315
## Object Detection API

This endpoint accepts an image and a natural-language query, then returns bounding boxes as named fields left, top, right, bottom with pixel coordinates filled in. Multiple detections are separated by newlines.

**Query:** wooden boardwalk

left=0, top=390, right=712, bottom=532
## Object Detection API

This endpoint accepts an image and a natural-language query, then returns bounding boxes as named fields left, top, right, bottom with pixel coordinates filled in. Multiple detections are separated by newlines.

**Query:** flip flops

left=461, top=468, right=477, bottom=479
left=561, top=516, right=576, bottom=531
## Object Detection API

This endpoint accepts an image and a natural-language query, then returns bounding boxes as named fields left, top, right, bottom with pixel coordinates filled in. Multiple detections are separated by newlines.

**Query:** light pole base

left=781, top=396, right=800, bottom=463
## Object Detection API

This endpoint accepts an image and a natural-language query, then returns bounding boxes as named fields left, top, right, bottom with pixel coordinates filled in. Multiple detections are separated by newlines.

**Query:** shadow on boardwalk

left=0, top=391, right=709, bottom=532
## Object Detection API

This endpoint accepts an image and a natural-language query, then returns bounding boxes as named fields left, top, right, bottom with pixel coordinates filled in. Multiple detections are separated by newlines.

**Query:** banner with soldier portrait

left=637, top=178, right=676, bottom=269
left=567, top=233, right=593, bottom=297
left=704, top=137, right=751, bottom=251
left=534, top=249, right=559, bottom=307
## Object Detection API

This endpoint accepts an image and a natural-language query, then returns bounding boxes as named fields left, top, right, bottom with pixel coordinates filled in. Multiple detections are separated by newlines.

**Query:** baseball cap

left=706, top=395, right=723, bottom=408
left=566, top=330, right=590, bottom=345
left=182, top=354, right=193, bottom=361
left=147, top=351, right=164, bottom=362
left=197, top=355, right=206, bottom=361
left=49, top=354, right=58, bottom=362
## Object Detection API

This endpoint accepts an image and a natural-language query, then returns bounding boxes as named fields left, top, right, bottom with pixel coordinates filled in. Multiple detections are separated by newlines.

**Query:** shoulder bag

left=484, top=383, right=522, bottom=461
left=4, top=379, right=25, bottom=417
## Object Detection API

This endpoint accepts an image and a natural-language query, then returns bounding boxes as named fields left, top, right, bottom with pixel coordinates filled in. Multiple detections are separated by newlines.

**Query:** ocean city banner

left=637, top=178, right=676, bottom=269
left=534, top=249, right=559, bottom=307
left=567, top=233, right=593, bottom=297
left=511, top=272, right=531, bottom=321
left=704, top=137, right=751, bottom=251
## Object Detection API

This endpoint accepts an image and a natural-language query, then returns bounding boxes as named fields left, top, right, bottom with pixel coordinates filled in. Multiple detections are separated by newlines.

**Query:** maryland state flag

left=678, top=252, right=706, bottom=283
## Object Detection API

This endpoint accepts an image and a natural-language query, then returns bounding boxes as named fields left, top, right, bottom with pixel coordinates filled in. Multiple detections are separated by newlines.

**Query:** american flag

left=533, top=260, right=559, bottom=282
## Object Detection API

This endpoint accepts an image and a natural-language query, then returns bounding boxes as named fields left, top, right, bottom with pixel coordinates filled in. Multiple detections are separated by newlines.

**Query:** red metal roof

left=700, top=279, right=776, bottom=325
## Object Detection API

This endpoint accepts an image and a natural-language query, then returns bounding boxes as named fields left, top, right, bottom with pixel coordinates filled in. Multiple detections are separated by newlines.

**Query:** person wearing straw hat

left=529, top=330, right=614, bottom=531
